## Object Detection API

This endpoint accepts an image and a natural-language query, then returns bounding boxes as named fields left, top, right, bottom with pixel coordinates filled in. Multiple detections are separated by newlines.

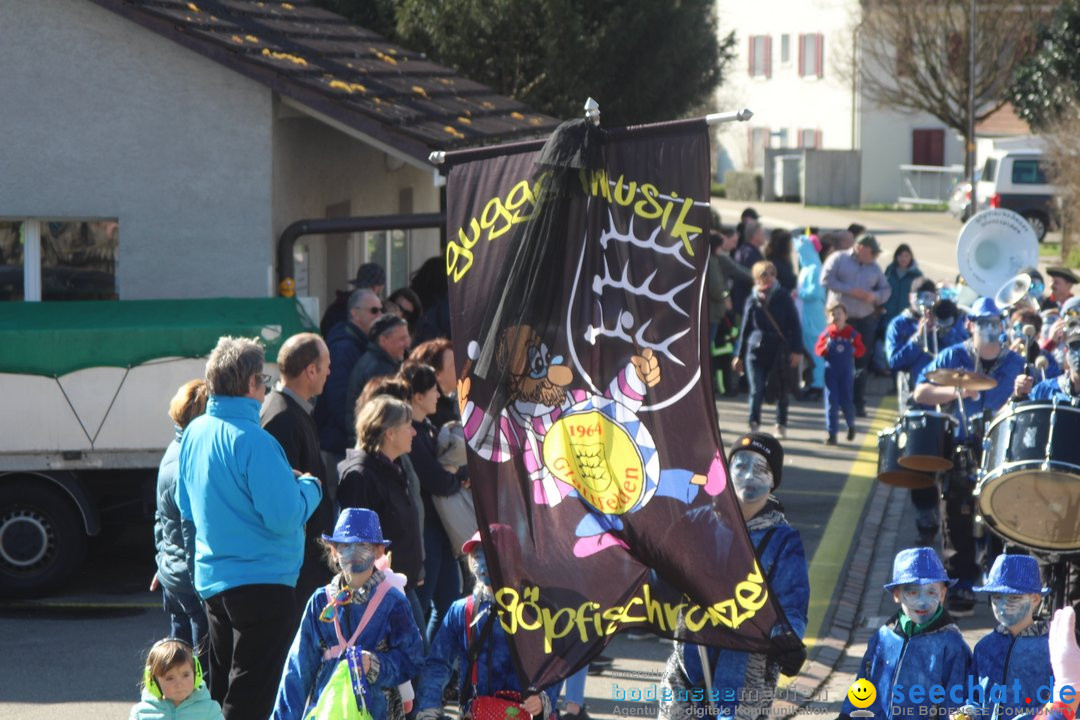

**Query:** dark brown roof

left=89, top=0, right=560, bottom=163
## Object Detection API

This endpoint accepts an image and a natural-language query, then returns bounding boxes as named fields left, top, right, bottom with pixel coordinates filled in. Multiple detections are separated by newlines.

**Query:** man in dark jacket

left=319, top=261, right=386, bottom=336
left=260, top=332, right=336, bottom=617
left=345, top=314, right=410, bottom=426
left=314, top=287, right=382, bottom=499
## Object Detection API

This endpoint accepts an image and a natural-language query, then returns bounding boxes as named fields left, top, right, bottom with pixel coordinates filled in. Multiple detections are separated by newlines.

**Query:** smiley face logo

left=847, top=678, right=876, bottom=709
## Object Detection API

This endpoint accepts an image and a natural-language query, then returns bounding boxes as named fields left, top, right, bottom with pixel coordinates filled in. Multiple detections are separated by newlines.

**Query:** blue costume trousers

left=824, top=361, right=855, bottom=435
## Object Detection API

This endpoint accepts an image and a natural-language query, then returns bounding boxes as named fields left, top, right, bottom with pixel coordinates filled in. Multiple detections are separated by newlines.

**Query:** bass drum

left=977, top=401, right=1080, bottom=551
left=877, top=427, right=936, bottom=489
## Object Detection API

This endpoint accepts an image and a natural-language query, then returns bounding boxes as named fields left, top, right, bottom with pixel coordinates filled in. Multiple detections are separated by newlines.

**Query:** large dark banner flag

left=444, top=119, right=800, bottom=689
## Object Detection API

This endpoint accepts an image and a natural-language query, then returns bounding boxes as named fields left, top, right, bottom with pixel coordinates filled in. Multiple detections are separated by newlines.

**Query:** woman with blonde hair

left=151, top=380, right=210, bottom=673
left=337, top=396, right=425, bottom=630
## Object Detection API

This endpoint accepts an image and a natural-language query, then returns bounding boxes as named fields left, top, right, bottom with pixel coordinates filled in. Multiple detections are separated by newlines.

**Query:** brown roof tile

left=90, top=0, right=560, bottom=162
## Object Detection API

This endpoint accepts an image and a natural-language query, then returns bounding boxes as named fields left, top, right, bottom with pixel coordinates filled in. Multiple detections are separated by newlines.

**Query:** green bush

left=710, top=182, right=726, bottom=197
left=724, top=171, right=761, bottom=201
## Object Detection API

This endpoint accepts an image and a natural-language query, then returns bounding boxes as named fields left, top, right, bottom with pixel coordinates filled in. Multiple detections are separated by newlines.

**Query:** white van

left=975, top=147, right=1058, bottom=241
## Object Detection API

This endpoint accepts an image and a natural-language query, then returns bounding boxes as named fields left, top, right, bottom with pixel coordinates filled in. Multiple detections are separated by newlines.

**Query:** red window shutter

left=815, top=129, right=822, bottom=148
left=817, top=33, right=824, bottom=78
left=748, top=35, right=754, bottom=75
left=765, top=36, right=772, bottom=78
left=797, top=130, right=803, bottom=149
left=798, top=34, right=805, bottom=76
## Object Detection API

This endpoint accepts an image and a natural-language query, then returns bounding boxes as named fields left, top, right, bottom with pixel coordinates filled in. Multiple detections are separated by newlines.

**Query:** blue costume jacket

left=796, top=236, right=827, bottom=390
left=971, top=621, right=1052, bottom=720
left=271, top=570, right=424, bottom=720
left=887, top=310, right=967, bottom=405
left=917, top=343, right=1026, bottom=439
left=841, top=610, right=972, bottom=720
left=1031, top=374, right=1079, bottom=402
left=418, top=592, right=560, bottom=716
left=661, top=502, right=809, bottom=718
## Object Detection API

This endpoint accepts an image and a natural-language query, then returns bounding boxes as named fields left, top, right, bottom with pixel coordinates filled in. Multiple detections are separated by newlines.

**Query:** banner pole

left=429, top=106, right=753, bottom=168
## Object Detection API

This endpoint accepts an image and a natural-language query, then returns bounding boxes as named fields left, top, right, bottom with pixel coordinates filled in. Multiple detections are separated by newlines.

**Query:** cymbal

left=926, top=368, right=998, bottom=391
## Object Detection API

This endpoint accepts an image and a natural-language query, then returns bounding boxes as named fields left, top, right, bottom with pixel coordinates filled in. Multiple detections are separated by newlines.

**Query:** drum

left=976, top=401, right=1080, bottom=551
left=877, top=426, right=936, bottom=489
left=897, top=410, right=956, bottom=472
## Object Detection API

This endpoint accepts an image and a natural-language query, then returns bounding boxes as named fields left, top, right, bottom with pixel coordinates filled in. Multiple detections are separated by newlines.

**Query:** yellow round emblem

left=543, top=410, right=645, bottom=515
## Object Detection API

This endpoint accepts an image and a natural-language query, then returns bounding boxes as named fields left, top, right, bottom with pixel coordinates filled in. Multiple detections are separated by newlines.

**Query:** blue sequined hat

left=322, top=508, right=391, bottom=547
left=884, top=547, right=957, bottom=590
left=974, top=555, right=1049, bottom=595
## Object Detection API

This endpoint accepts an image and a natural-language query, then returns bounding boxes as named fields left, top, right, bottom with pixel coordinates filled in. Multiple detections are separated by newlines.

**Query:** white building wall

left=271, top=112, right=441, bottom=313
left=0, top=0, right=274, bottom=299
left=715, top=0, right=860, bottom=176
left=715, top=0, right=964, bottom=205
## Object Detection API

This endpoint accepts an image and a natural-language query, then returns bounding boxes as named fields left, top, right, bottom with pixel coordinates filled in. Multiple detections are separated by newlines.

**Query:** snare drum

left=897, top=410, right=956, bottom=472
left=976, top=401, right=1080, bottom=551
left=877, top=426, right=936, bottom=489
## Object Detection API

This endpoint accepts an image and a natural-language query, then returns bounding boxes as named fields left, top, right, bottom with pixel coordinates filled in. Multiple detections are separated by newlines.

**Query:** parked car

left=974, top=148, right=1058, bottom=241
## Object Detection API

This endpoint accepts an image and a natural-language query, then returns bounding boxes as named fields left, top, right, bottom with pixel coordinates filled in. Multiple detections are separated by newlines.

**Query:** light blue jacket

left=129, top=685, right=223, bottom=720
left=971, top=622, right=1052, bottom=720
left=841, top=611, right=972, bottom=720
left=176, top=395, right=322, bottom=597
left=272, top=571, right=424, bottom=720
left=796, top=235, right=826, bottom=389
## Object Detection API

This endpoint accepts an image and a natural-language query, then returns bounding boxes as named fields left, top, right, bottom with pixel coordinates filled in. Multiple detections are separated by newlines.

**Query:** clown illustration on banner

left=443, top=118, right=802, bottom=689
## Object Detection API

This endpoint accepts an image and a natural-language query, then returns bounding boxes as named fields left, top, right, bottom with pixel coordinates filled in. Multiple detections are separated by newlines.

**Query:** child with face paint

left=661, top=433, right=810, bottom=720
left=841, top=548, right=972, bottom=720
left=965, top=555, right=1052, bottom=720
left=417, top=528, right=560, bottom=719
left=271, top=508, right=424, bottom=720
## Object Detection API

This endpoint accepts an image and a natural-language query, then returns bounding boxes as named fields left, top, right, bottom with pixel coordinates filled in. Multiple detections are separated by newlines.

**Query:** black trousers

left=205, top=583, right=296, bottom=720
left=942, top=474, right=979, bottom=584
left=849, top=314, right=878, bottom=411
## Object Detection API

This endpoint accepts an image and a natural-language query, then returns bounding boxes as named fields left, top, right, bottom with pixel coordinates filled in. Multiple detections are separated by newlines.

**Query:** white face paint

left=730, top=452, right=773, bottom=504
left=337, top=543, right=377, bottom=581
left=470, top=548, right=490, bottom=587
left=975, top=318, right=1004, bottom=346
left=896, top=583, right=943, bottom=624
left=991, top=593, right=1034, bottom=629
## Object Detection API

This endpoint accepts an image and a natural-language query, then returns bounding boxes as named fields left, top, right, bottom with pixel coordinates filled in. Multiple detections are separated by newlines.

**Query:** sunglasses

left=367, top=306, right=384, bottom=315
left=255, top=372, right=273, bottom=392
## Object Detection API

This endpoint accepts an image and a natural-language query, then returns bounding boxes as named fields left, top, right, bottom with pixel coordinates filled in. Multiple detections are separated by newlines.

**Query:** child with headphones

left=130, top=638, right=223, bottom=719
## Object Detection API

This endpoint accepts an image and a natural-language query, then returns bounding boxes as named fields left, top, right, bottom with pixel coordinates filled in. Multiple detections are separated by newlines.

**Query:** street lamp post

left=967, top=0, right=978, bottom=216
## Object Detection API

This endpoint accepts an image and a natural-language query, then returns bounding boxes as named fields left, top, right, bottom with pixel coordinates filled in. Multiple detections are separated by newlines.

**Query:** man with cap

left=320, top=262, right=387, bottom=336
left=661, top=432, right=809, bottom=720
left=840, top=547, right=971, bottom=720
left=914, top=297, right=1026, bottom=617
left=345, top=314, right=411, bottom=434
left=1043, top=267, right=1079, bottom=312
left=966, top=554, right=1052, bottom=720
left=915, top=295, right=1023, bottom=617
left=822, top=233, right=892, bottom=416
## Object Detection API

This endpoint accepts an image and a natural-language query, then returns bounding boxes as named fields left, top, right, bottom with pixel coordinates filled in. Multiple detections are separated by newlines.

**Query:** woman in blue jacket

left=271, top=508, right=424, bottom=720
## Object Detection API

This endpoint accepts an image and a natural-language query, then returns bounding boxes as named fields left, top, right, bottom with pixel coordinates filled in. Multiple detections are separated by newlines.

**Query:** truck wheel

left=1022, top=211, right=1048, bottom=242
left=0, top=480, right=86, bottom=598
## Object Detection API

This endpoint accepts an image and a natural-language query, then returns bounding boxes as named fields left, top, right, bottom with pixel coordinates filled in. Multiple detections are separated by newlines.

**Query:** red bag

left=466, top=690, right=526, bottom=720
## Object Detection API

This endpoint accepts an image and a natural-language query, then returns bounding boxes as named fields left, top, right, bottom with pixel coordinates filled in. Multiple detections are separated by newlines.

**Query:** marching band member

left=913, top=297, right=1025, bottom=618
left=1015, top=323, right=1080, bottom=402
left=887, top=279, right=966, bottom=411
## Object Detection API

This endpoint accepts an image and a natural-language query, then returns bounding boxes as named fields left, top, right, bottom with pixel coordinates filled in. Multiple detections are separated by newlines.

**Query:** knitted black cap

left=728, top=432, right=784, bottom=489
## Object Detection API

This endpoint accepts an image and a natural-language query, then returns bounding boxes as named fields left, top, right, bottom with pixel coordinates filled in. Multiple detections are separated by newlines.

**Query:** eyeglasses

left=367, top=306, right=384, bottom=315
left=254, top=372, right=272, bottom=392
